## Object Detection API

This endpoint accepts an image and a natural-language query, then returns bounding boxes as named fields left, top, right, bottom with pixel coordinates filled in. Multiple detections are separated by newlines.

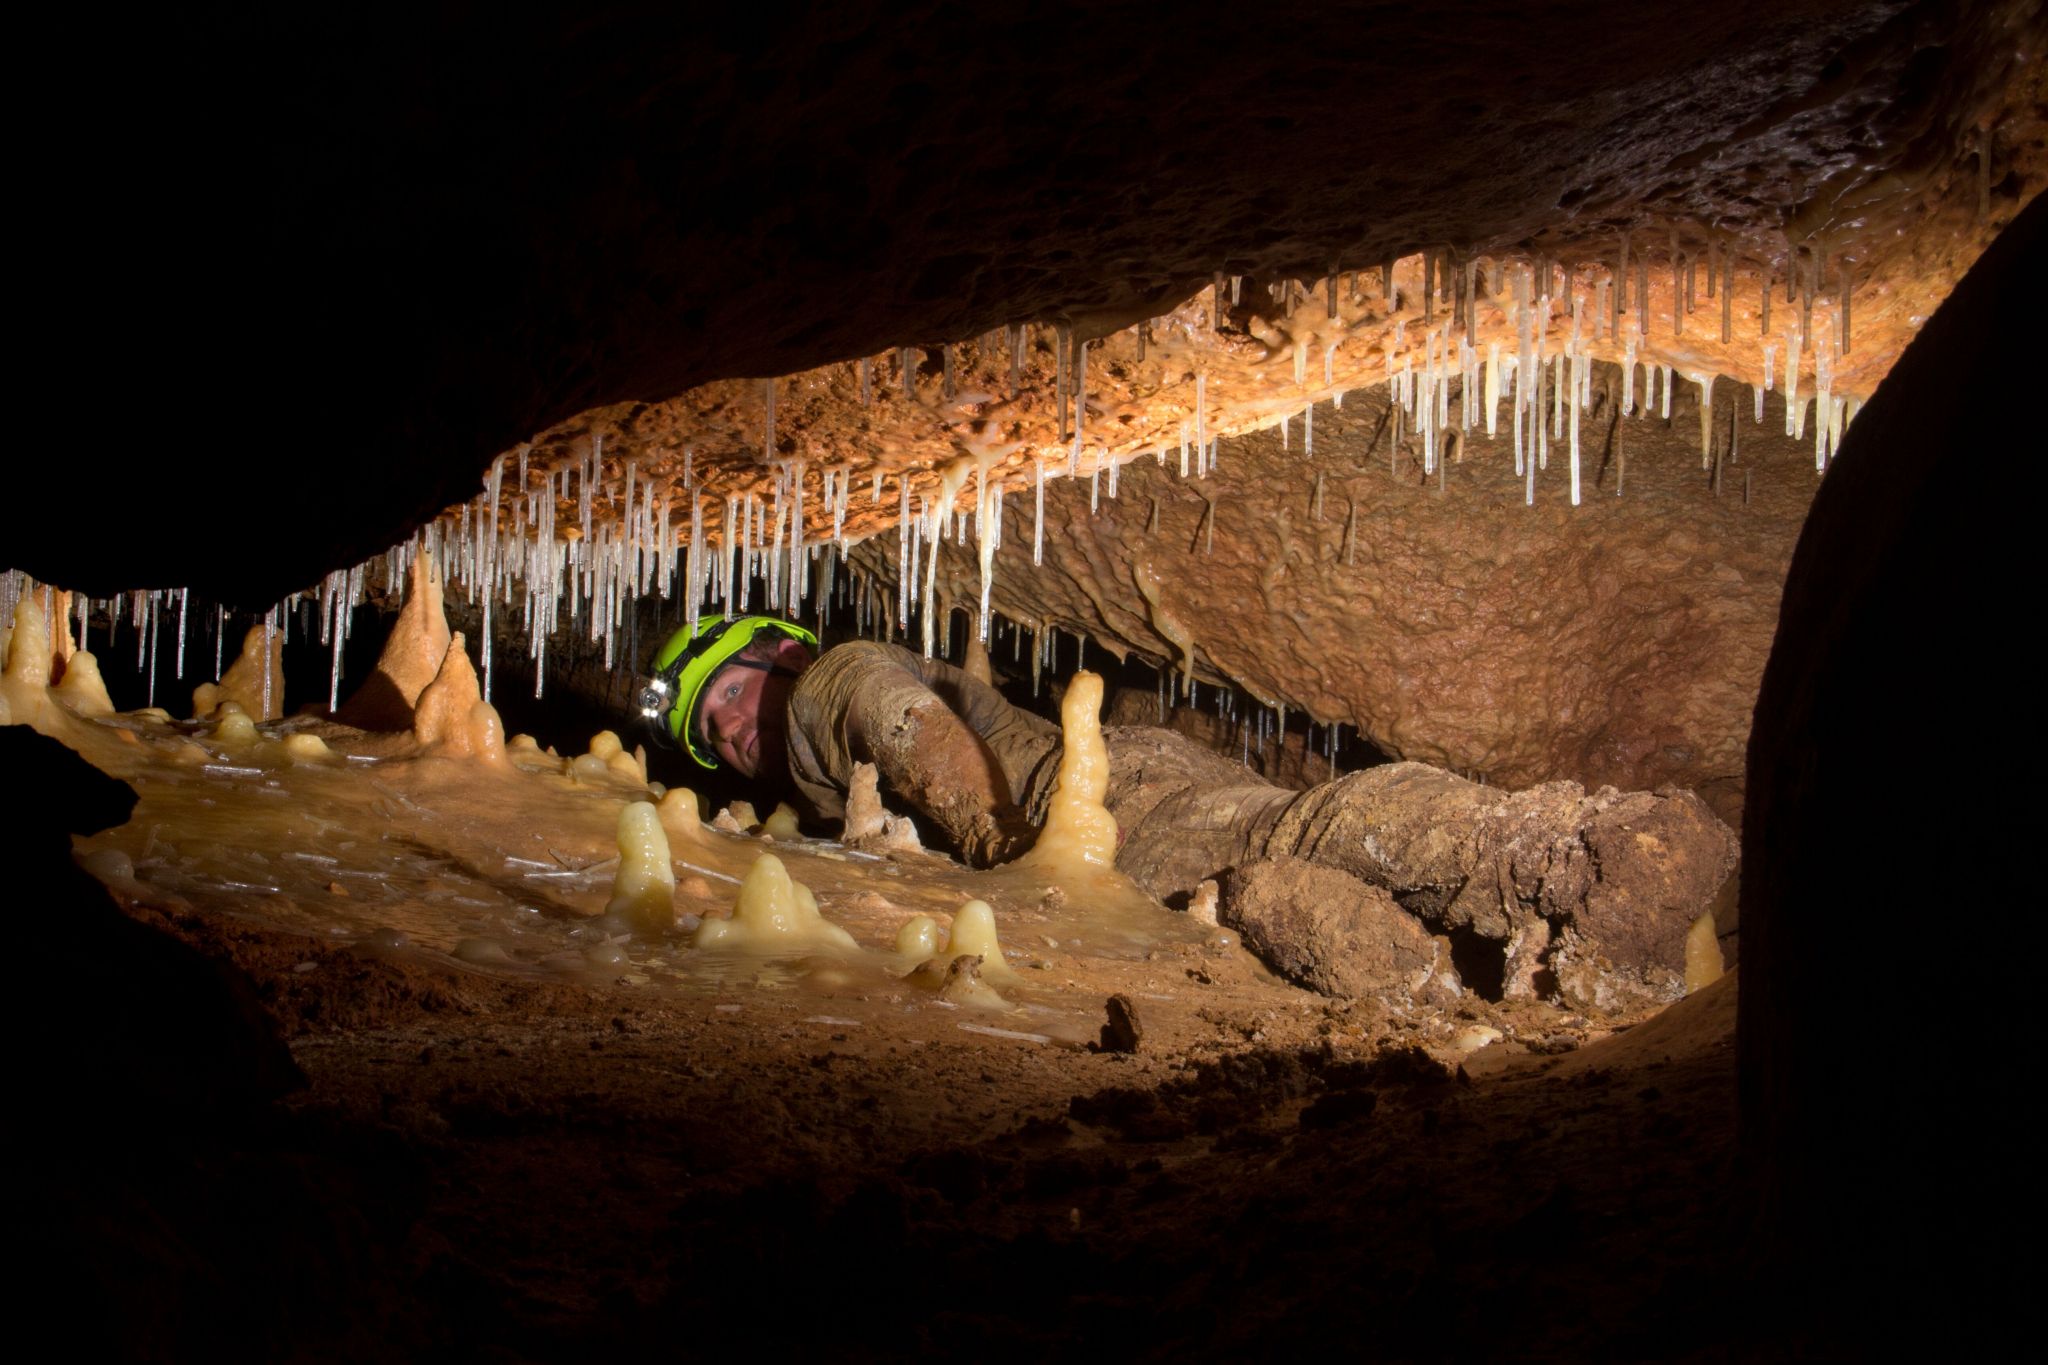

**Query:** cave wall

left=1740, top=185, right=2038, bottom=1330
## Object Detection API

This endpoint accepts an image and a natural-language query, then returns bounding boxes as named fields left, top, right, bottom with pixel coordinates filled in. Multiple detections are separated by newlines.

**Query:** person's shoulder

left=818, top=639, right=920, bottom=670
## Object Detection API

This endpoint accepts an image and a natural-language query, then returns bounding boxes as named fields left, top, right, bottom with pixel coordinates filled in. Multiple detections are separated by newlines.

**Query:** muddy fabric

left=785, top=644, right=1736, bottom=978
left=1221, top=857, right=1456, bottom=1000
left=1269, top=765, right=1737, bottom=975
left=1084, top=724, right=1296, bottom=899
left=784, top=642, right=1061, bottom=845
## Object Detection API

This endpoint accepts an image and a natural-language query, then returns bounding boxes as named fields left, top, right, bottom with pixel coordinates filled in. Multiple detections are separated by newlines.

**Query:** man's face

left=695, top=638, right=808, bottom=778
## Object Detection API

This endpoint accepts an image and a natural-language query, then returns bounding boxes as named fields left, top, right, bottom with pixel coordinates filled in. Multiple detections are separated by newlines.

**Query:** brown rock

left=1098, top=994, right=1144, bottom=1054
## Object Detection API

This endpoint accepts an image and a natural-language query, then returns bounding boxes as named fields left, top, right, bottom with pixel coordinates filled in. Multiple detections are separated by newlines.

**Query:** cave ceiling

left=6, top=0, right=2043, bottom=809
left=16, top=0, right=2043, bottom=605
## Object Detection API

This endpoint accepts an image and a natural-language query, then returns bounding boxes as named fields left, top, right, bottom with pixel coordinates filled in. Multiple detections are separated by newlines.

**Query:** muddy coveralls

left=783, top=641, right=1735, bottom=999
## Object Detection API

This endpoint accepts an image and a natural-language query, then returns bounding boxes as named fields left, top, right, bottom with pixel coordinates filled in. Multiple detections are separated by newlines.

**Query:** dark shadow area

left=1739, top=189, right=2039, bottom=1352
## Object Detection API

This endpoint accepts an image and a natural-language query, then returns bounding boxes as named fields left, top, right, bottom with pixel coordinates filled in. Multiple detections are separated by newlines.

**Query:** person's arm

left=785, top=643, right=1035, bottom=866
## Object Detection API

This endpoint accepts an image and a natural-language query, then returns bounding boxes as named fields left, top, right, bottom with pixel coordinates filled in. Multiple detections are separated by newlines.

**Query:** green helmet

left=635, top=615, right=818, bottom=769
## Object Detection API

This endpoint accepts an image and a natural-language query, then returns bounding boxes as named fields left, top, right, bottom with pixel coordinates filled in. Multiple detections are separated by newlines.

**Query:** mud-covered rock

left=1098, top=994, right=1144, bottom=1053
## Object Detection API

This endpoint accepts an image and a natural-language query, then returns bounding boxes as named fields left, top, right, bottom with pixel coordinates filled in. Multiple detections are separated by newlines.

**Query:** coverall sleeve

left=783, top=641, right=1059, bottom=855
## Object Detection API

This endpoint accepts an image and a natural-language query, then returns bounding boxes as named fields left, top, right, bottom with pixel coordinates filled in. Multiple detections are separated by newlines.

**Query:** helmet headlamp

left=636, top=615, right=819, bottom=770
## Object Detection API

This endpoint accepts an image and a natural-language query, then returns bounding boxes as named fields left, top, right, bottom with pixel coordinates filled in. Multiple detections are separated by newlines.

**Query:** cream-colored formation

left=605, top=800, right=677, bottom=934
left=762, top=802, right=801, bottom=839
left=936, top=954, right=1009, bottom=1010
left=0, top=592, right=55, bottom=727
left=842, top=761, right=923, bottom=852
left=1684, top=910, right=1726, bottom=993
left=194, top=625, right=285, bottom=721
left=577, top=729, right=647, bottom=783
left=657, top=787, right=703, bottom=842
left=941, top=899, right=1016, bottom=978
left=282, top=732, right=335, bottom=763
left=52, top=650, right=114, bottom=718
left=895, top=899, right=1017, bottom=979
left=336, top=556, right=450, bottom=729
left=411, top=633, right=509, bottom=764
left=895, top=914, right=943, bottom=958
left=696, top=852, right=857, bottom=952
left=1019, top=669, right=1118, bottom=870
left=210, top=705, right=260, bottom=746
left=4, top=592, right=53, bottom=687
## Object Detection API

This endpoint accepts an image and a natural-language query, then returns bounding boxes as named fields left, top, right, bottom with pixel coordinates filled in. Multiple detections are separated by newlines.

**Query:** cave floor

left=98, top=891, right=1753, bottom=1359
left=13, top=697, right=1782, bottom=1359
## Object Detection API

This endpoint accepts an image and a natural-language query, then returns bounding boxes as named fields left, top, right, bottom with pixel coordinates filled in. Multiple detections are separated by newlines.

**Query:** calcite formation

left=605, top=801, right=677, bottom=935
left=1019, top=670, right=1118, bottom=871
left=337, top=559, right=452, bottom=729
left=191, top=625, right=286, bottom=722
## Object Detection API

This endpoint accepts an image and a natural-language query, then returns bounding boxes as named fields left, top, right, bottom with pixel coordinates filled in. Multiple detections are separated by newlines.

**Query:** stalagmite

left=210, top=704, right=260, bottom=746
left=696, top=853, right=858, bottom=952
left=762, top=802, right=801, bottom=840
left=605, top=801, right=676, bottom=934
left=895, top=915, right=943, bottom=959
left=336, top=557, right=450, bottom=729
left=893, top=898, right=1017, bottom=982
left=283, top=732, right=335, bottom=764
left=933, top=953, right=1009, bottom=1009
left=1020, top=669, right=1118, bottom=871
left=52, top=650, right=114, bottom=717
left=841, top=759, right=922, bottom=853
left=658, top=788, right=703, bottom=843
left=194, top=625, right=285, bottom=722
left=1684, top=910, right=1725, bottom=993
left=943, top=899, right=1014, bottom=977
left=412, top=633, right=508, bottom=764
left=4, top=591, right=53, bottom=689
left=606, top=742, right=647, bottom=783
